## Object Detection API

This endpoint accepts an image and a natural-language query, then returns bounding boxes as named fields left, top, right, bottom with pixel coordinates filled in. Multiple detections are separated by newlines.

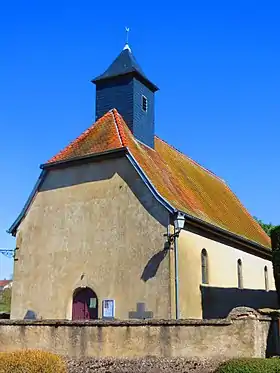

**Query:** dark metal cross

left=129, top=302, right=153, bottom=319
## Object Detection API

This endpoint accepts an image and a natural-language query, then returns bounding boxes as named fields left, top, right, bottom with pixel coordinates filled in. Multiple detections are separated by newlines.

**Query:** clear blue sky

left=0, top=1, right=279, bottom=278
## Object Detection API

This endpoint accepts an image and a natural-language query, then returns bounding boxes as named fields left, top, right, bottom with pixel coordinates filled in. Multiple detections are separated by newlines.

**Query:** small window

left=142, top=95, right=148, bottom=112
left=264, top=266, right=269, bottom=291
left=237, top=259, right=243, bottom=289
left=201, top=249, right=209, bottom=284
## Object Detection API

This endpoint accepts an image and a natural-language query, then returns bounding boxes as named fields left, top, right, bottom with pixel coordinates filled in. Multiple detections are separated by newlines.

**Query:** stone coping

left=0, top=318, right=233, bottom=327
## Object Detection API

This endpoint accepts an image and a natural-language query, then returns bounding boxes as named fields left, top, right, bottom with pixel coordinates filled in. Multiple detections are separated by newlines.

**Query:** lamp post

left=165, top=213, right=185, bottom=319
left=0, top=249, right=15, bottom=259
left=0, top=249, right=15, bottom=282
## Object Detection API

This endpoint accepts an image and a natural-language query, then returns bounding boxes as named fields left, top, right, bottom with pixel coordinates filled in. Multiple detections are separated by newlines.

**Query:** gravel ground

left=65, top=357, right=223, bottom=373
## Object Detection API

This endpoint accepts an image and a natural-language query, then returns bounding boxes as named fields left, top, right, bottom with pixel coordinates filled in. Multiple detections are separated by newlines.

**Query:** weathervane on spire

left=125, top=27, right=130, bottom=44
left=123, top=27, right=131, bottom=51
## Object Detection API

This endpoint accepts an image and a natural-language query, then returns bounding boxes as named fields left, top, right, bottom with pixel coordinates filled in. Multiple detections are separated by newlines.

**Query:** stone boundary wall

left=0, top=313, right=277, bottom=359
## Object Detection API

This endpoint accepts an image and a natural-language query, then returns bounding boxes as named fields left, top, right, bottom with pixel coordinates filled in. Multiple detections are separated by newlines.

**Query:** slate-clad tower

left=92, top=44, right=159, bottom=148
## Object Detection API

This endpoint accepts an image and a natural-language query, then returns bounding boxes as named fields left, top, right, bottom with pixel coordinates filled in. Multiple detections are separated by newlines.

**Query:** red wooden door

left=72, top=288, right=98, bottom=320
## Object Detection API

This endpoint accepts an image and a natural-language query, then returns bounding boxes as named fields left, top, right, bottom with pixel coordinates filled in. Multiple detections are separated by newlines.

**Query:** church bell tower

left=92, top=43, right=159, bottom=148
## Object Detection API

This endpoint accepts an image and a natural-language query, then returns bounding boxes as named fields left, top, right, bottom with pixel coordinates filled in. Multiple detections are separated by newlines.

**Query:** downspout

left=168, top=214, right=182, bottom=320
left=171, top=212, right=185, bottom=320
left=174, top=232, right=180, bottom=319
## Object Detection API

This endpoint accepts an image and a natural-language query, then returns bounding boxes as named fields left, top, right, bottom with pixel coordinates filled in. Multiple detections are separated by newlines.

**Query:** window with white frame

left=142, top=95, right=148, bottom=112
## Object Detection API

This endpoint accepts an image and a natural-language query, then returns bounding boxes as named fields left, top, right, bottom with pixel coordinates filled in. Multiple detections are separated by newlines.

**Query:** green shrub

left=0, top=288, right=11, bottom=313
left=0, top=349, right=66, bottom=373
left=215, top=358, right=280, bottom=373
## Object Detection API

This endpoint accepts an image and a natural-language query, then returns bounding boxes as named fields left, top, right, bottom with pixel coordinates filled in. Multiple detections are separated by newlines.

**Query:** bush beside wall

left=0, top=349, right=66, bottom=373
left=215, top=358, right=280, bottom=373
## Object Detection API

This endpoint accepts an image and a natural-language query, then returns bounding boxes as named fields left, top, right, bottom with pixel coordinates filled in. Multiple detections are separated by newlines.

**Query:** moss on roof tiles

left=49, top=109, right=270, bottom=249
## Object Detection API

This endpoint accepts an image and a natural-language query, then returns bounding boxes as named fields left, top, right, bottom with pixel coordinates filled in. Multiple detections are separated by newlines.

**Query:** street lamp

left=0, top=249, right=15, bottom=259
left=0, top=248, right=16, bottom=282
left=174, top=213, right=185, bottom=234
left=165, top=212, right=185, bottom=320
left=165, top=212, right=185, bottom=242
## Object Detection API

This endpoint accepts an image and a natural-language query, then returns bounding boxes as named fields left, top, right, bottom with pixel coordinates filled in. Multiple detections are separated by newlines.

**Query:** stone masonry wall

left=0, top=314, right=277, bottom=359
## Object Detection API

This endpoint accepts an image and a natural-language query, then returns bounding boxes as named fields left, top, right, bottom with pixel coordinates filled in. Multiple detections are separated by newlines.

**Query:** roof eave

left=7, top=169, right=47, bottom=236
left=41, top=147, right=127, bottom=170
left=125, top=150, right=175, bottom=214
left=92, top=71, right=159, bottom=92
left=7, top=147, right=128, bottom=236
left=176, top=209, right=271, bottom=259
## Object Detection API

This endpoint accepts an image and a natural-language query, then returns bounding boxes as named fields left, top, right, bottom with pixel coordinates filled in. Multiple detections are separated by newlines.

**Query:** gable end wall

left=11, top=157, right=170, bottom=320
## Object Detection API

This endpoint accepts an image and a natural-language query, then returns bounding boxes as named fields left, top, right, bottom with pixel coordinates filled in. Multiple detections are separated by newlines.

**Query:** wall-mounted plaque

left=89, top=297, right=97, bottom=309
left=102, top=299, right=115, bottom=319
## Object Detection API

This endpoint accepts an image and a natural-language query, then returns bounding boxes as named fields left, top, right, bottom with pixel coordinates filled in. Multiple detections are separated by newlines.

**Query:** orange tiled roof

left=48, top=111, right=124, bottom=163
left=48, top=109, right=270, bottom=248
left=0, top=280, right=11, bottom=287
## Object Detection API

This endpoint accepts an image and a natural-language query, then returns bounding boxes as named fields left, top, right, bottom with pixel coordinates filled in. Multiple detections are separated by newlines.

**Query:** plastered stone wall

left=11, top=157, right=170, bottom=320
left=0, top=316, right=275, bottom=359
left=177, top=229, right=276, bottom=319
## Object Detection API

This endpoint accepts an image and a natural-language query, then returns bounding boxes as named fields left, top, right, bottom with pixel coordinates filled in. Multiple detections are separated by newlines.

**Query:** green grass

left=216, top=358, right=280, bottom=372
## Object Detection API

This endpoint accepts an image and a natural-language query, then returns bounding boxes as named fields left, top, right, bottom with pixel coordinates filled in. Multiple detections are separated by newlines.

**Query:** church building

left=8, top=43, right=276, bottom=320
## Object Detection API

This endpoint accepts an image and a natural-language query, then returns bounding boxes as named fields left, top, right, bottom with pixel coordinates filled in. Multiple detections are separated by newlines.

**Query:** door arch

left=72, top=287, right=98, bottom=320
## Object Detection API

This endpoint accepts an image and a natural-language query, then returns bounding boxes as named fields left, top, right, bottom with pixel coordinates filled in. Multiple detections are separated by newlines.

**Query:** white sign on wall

left=102, top=299, right=115, bottom=319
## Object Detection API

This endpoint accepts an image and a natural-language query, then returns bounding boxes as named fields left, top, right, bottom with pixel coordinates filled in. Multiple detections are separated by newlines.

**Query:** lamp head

left=174, top=212, right=185, bottom=232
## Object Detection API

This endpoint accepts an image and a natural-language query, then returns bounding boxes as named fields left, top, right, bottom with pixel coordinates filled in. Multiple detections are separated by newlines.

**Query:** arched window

left=237, top=259, right=243, bottom=289
left=201, top=249, right=209, bottom=284
left=264, top=266, right=269, bottom=291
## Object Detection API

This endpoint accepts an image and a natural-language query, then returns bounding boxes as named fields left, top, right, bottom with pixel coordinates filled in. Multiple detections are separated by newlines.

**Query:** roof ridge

left=110, top=109, right=123, bottom=147
left=155, top=136, right=226, bottom=184
left=112, top=109, right=129, bottom=147
left=48, top=112, right=113, bottom=163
